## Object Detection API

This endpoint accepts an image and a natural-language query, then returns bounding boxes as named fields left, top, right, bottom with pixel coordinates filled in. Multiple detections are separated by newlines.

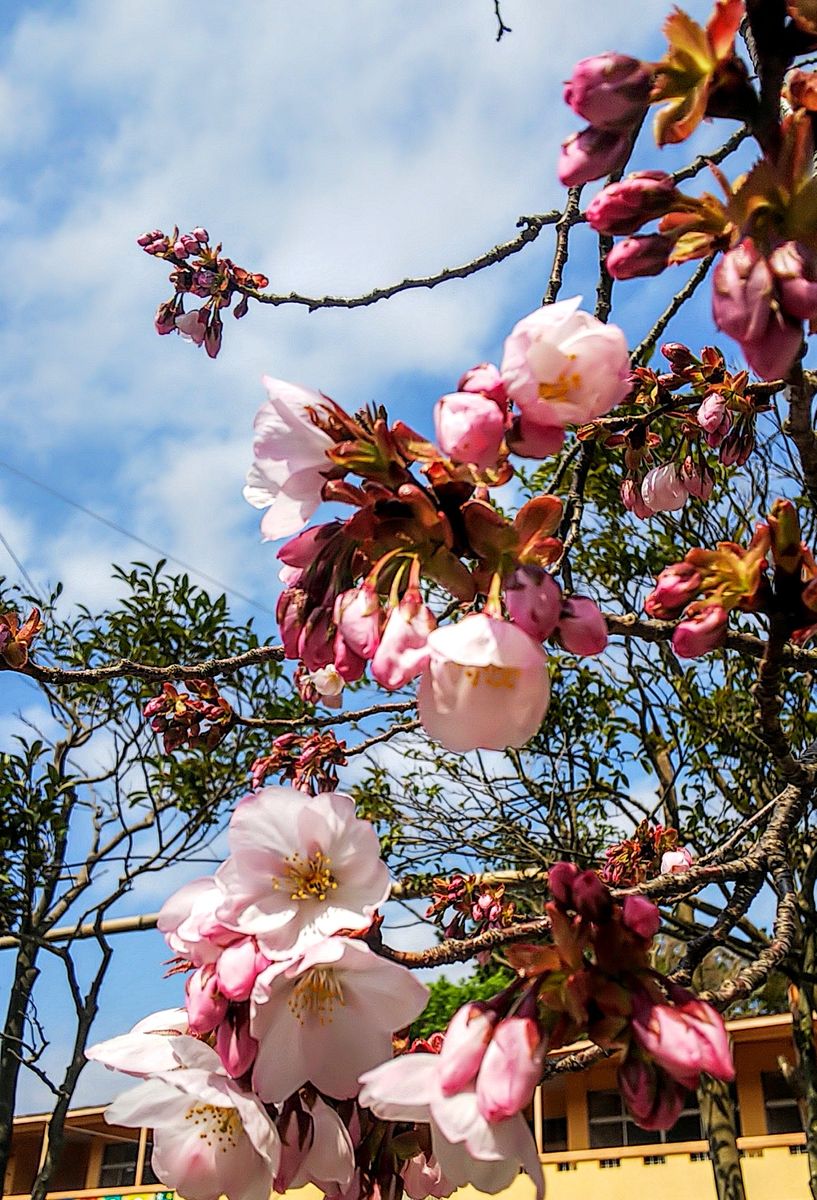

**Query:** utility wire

left=0, top=457, right=276, bottom=616
left=0, top=526, right=40, bottom=600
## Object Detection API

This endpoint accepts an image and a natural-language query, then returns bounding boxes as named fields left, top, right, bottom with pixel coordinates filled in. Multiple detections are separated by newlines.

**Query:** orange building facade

left=3, top=1013, right=810, bottom=1200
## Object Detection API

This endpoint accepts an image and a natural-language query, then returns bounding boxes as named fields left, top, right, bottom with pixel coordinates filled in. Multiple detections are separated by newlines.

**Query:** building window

left=762, top=1071, right=802, bottom=1134
left=99, top=1140, right=138, bottom=1187
left=142, top=1138, right=160, bottom=1185
left=542, top=1116, right=568, bottom=1152
left=643, top=1155, right=666, bottom=1165
left=588, top=1089, right=704, bottom=1148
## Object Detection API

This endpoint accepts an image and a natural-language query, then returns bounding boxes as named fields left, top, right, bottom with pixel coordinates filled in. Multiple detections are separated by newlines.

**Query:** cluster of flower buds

left=138, top=227, right=269, bottom=358
left=599, top=342, right=767, bottom=518
left=0, top=607, right=43, bottom=670
left=568, top=0, right=817, bottom=380
left=600, top=820, right=687, bottom=886
left=87, top=786, right=549, bottom=1200
left=559, top=0, right=754, bottom=189
left=426, top=874, right=516, bottom=946
left=143, top=679, right=233, bottom=753
left=250, top=730, right=348, bottom=793
left=249, top=299, right=627, bottom=754
left=645, top=498, right=817, bottom=657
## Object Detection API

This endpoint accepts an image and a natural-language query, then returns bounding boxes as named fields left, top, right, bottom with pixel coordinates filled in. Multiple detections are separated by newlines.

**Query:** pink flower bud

left=564, top=53, right=652, bottom=128
left=586, top=172, right=678, bottom=236
left=555, top=596, right=608, bottom=656
left=558, top=126, right=633, bottom=187
left=640, top=463, right=688, bottom=513
left=476, top=1015, right=548, bottom=1121
left=185, top=965, right=227, bottom=1034
left=644, top=562, right=702, bottom=619
left=606, top=234, right=672, bottom=280
left=719, top=426, right=754, bottom=466
left=457, top=363, right=508, bottom=407
left=679, top=458, right=714, bottom=500
left=173, top=239, right=190, bottom=258
left=504, top=566, right=562, bottom=641
left=621, top=895, right=660, bottom=940
left=672, top=604, right=728, bottom=659
left=192, top=226, right=209, bottom=242
left=570, top=870, right=612, bottom=921
left=332, top=634, right=366, bottom=683
left=696, top=393, right=732, bottom=442
left=216, top=938, right=267, bottom=1002
left=770, top=240, right=817, bottom=321
left=438, top=1002, right=499, bottom=1095
left=370, top=588, right=436, bottom=690
left=621, top=478, right=653, bottom=519
left=434, top=391, right=507, bottom=470
left=215, top=1007, right=257, bottom=1078
left=661, top=847, right=694, bottom=874
left=277, top=588, right=307, bottom=659
left=507, top=416, right=566, bottom=459
left=297, top=607, right=334, bottom=672
left=154, top=301, right=178, bottom=336
left=548, top=861, right=580, bottom=906
left=137, top=229, right=164, bottom=247
left=618, top=1054, right=688, bottom=1130
left=631, top=987, right=734, bottom=1086
left=713, top=239, right=803, bottom=381
left=334, top=583, right=383, bottom=659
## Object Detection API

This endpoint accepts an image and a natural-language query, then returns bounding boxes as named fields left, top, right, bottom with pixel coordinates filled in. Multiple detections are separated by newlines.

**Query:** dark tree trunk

left=698, top=1073, right=747, bottom=1200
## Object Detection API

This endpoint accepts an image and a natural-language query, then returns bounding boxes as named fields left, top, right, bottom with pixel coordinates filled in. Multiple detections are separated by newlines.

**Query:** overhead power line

left=0, top=457, right=275, bottom=616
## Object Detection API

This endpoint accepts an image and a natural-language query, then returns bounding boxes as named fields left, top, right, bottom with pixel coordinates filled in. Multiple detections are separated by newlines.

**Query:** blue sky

left=0, top=0, right=760, bottom=1113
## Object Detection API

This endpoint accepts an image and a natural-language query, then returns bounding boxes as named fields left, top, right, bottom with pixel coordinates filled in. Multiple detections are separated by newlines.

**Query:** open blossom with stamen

left=500, top=298, right=631, bottom=435
left=243, top=377, right=335, bottom=541
left=102, top=1043, right=281, bottom=1200
left=417, top=614, right=550, bottom=752
left=359, top=1054, right=544, bottom=1199
left=86, top=1009, right=191, bottom=1077
left=250, top=937, right=428, bottom=1102
left=215, top=787, right=391, bottom=957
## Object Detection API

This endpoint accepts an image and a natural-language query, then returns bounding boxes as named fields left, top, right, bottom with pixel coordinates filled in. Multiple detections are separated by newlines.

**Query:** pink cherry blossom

left=679, top=458, right=714, bottom=500
left=621, top=895, right=661, bottom=940
left=606, top=234, right=672, bottom=280
left=586, top=172, right=677, bottom=236
left=86, top=1009, right=191, bottom=1077
left=370, top=588, right=437, bottom=690
left=507, top=415, right=566, bottom=459
left=216, top=1007, right=258, bottom=1078
left=215, top=786, right=390, bottom=956
left=645, top=562, right=702, bottom=618
left=305, top=663, right=347, bottom=704
left=640, top=463, right=689, bottom=513
left=504, top=566, right=562, bottom=642
left=696, top=393, right=732, bottom=442
left=661, top=847, right=694, bottom=874
left=275, top=1095, right=355, bottom=1194
left=621, top=477, right=653, bottom=519
left=402, top=1151, right=454, bottom=1200
left=103, top=1053, right=280, bottom=1200
left=243, top=377, right=335, bottom=541
left=417, top=614, right=550, bottom=752
left=175, top=308, right=208, bottom=345
left=555, top=596, right=608, bottom=656
left=359, top=1054, right=544, bottom=1199
left=712, top=239, right=803, bottom=381
left=158, top=876, right=235, bottom=966
left=631, top=987, right=734, bottom=1087
left=770, top=241, right=817, bottom=320
left=500, top=298, right=631, bottom=429
left=250, top=936, right=428, bottom=1102
left=434, top=392, right=506, bottom=470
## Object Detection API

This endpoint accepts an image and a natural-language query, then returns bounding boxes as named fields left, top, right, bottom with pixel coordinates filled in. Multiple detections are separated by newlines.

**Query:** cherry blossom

left=243, top=377, right=335, bottom=541
left=417, top=614, right=550, bottom=751
left=103, top=1049, right=280, bottom=1200
left=215, top=787, right=390, bottom=956
left=275, top=1095, right=355, bottom=1194
left=358, top=1054, right=544, bottom=1199
left=250, top=936, right=429, bottom=1102
left=500, top=298, right=631, bottom=436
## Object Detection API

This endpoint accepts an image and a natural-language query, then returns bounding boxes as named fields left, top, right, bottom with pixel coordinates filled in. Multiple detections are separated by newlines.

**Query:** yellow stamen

left=284, top=849, right=339, bottom=902
left=462, top=664, right=521, bottom=689
left=183, top=1104, right=241, bottom=1150
left=288, top=967, right=345, bottom=1025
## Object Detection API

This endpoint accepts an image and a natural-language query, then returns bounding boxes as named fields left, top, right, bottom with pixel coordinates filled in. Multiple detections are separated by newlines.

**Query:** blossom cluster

left=604, top=343, right=767, bottom=520
left=646, top=498, right=817, bottom=657
left=600, top=820, right=692, bottom=886
left=0, top=607, right=43, bottom=670
left=562, top=0, right=817, bottom=381
left=138, top=227, right=269, bottom=359
left=144, top=680, right=233, bottom=754
left=88, top=800, right=732, bottom=1200
left=245, top=299, right=629, bottom=753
